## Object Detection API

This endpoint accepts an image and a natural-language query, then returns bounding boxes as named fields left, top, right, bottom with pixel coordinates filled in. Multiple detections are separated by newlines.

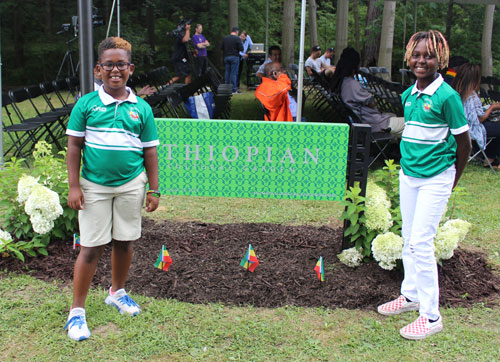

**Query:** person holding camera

left=168, top=21, right=192, bottom=85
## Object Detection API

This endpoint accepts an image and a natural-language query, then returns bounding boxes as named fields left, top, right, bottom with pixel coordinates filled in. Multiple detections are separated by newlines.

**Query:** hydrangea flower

left=0, top=228, right=13, bottom=246
left=371, top=232, right=403, bottom=270
left=17, top=175, right=40, bottom=204
left=338, top=247, right=364, bottom=268
left=365, top=181, right=393, bottom=232
left=24, top=184, right=63, bottom=234
left=33, top=140, right=52, bottom=160
left=435, top=219, right=471, bottom=261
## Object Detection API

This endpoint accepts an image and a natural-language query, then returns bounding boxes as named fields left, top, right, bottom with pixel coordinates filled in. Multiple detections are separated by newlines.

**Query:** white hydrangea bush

left=365, top=181, right=393, bottom=232
left=371, top=232, right=403, bottom=270
left=0, top=228, right=13, bottom=246
left=24, top=184, right=64, bottom=234
left=338, top=247, right=364, bottom=268
left=17, top=175, right=40, bottom=204
left=435, top=219, right=471, bottom=261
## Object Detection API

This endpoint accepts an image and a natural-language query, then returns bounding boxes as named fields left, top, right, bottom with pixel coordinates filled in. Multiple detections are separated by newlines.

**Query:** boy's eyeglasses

left=99, top=62, right=131, bottom=71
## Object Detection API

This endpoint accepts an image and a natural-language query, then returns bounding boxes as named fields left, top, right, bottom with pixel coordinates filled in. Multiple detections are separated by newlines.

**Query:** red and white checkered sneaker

left=377, top=295, right=420, bottom=316
left=400, top=315, right=443, bottom=340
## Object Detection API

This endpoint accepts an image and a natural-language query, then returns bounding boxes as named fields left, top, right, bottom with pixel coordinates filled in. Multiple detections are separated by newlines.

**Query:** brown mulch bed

left=1, top=218, right=499, bottom=309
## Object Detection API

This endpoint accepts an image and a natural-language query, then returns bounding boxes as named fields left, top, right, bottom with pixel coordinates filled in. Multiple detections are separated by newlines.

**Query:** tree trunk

left=335, top=0, right=349, bottom=64
left=146, top=2, right=155, bottom=52
left=14, top=3, right=25, bottom=65
left=481, top=4, right=495, bottom=77
left=377, top=0, right=396, bottom=77
left=308, top=0, right=318, bottom=47
left=362, top=0, right=381, bottom=67
left=282, top=0, right=295, bottom=66
left=353, top=0, right=360, bottom=52
left=445, top=0, right=454, bottom=43
left=228, top=0, right=238, bottom=32
left=45, top=0, right=52, bottom=36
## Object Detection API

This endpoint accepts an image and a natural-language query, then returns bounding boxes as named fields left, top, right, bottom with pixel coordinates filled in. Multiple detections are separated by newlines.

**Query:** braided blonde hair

left=404, top=30, right=449, bottom=69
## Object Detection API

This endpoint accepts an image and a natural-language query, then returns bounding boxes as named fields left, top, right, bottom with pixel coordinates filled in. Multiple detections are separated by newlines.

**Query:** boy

left=377, top=30, right=470, bottom=340
left=64, top=37, right=160, bottom=341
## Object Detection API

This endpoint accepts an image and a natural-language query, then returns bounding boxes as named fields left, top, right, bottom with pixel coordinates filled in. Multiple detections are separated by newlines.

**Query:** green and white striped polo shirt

left=400, top=74, right=469, bottom=178
left=66, top=87, right=159, bottom=186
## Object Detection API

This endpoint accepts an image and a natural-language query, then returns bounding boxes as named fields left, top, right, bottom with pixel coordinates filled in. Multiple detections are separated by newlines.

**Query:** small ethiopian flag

left=73, top=233, right=81, bottom=250
left=314, top=256, right=324, bottom=282
left=240, top=244, right=259, bottom=272
left=154, top=245, right=173, bottom=271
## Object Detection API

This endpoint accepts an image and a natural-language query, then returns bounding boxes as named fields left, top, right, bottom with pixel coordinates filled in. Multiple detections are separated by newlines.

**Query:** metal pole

left=296, top=0, right=307, bottom=123
left=0, top=22, right=4, bottom=167
left=117, top=0, right=120, bottom=37
left=265, top=0, right=269, bottom=55
left=106, top=0, right=117, bottom=38
left=78, top=0, right=95, bottom=95
left=414, top=0, right=418, bottom=33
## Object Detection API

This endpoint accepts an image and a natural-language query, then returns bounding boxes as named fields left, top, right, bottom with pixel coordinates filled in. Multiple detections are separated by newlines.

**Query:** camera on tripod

left=168, top=19, right=192, bottom=38
left=57, top=7, right=104, bottom=37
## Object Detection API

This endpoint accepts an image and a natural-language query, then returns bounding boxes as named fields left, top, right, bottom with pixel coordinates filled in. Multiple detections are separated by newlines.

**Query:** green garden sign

left=156, top=119, right=349, bottom=201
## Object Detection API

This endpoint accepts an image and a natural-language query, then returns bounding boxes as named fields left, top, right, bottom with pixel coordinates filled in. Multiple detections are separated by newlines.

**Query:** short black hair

left=269, top=45, right=281, bottom=55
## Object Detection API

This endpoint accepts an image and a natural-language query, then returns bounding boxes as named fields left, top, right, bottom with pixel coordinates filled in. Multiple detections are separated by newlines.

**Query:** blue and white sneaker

left=64, top=308, right=91, bottom=341
left=105, top=288, right=141, bottom=316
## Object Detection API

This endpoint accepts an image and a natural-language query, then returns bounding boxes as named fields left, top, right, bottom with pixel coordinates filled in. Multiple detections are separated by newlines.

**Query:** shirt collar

left=410, top=73, right=443, bottom=96
left=98, top=86, right=137, bottom=105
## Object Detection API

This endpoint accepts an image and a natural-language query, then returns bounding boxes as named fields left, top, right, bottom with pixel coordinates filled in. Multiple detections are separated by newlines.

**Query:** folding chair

left=332, top=91, right=397, bottom=167
left=469, top=137, right=497, bottom=172
left=9, top=88, right=64, bottom=151
left=2, top=93, right=42, bottom=163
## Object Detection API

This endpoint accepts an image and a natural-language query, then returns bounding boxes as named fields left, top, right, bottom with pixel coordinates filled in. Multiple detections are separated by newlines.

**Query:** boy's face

left=96, top=48, right=134, bottom=92
left=409, top=39, right=439, bottom=84
left=269, top=49, right=281, bottom=63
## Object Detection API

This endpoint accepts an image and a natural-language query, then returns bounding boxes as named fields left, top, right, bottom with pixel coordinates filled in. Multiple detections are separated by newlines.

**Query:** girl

left=452, top=63, right=500, bottom=170
left=377, top=30, right=471, bottom=340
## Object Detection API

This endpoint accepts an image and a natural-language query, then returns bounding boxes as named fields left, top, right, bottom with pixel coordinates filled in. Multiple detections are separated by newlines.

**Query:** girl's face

left=409, top=39, right=439, bottom=87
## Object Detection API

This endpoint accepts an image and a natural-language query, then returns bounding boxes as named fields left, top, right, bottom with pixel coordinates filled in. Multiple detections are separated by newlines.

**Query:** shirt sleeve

left=66, top=97, right=87, bottom=137
left=443, top=91, right=469, bottom=135
left=349, top=78, right=373, bottom=105
left=472, top=92, right=485, bottom=117
left=140, top=103, right=160, bottom=147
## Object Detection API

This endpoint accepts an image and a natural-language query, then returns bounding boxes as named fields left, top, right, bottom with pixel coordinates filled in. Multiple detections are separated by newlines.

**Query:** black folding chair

left=9, top=88, right=64, bottom=151
left=2, top=93, right=42, bottom=163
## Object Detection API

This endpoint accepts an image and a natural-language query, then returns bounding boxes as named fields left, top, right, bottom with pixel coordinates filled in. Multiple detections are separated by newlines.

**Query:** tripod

left=56, top=36, right=80, bottom=80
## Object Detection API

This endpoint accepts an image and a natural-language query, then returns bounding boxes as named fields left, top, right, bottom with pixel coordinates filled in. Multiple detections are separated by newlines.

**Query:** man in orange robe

left=255, top=62, right=294, bottom=122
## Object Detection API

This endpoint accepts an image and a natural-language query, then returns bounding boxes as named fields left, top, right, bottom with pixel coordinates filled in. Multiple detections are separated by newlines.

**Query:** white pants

left=399, top=166, right=455, bottom=320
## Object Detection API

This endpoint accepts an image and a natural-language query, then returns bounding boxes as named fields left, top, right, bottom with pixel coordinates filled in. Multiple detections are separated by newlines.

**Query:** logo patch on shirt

left=423, top=99, right=433, bottom=112
left=91, top=105, right=107, bottom=112
left=405, top=101, right=412, bottom=107
left=129, top=109, right=140, bottom=120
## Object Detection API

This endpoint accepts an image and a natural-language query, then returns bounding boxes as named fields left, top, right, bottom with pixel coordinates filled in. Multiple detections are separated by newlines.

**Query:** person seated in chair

left=305, top=45, right=335, bottom=78
left=255, top=62, right=295, bottom=122
left=330, top=47, right=405, bottom=137
left=452, top=63, right=500, bottom=169
left=256, top=45, right=282, bottom=79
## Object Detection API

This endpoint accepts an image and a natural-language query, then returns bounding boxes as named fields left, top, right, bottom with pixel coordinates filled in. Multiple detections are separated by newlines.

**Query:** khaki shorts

left=79, top=172, right=147, bottom=247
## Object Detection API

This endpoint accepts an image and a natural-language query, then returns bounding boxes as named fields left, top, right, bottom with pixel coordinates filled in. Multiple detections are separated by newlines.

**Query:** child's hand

left=68, top=187, right=84, bottom=210
left=145, top=194, right=159, bottom=212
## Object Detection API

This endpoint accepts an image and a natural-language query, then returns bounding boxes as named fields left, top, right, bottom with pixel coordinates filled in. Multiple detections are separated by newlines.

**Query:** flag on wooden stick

left=314, top=256, right=324, bottom=282
left=154, top=245, right=173, bottom=271
left=240, top=244, right=259, bottom=272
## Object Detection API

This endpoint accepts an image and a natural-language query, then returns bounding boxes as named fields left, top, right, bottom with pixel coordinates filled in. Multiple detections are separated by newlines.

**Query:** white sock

left=69, top=307, right=85, bottom=319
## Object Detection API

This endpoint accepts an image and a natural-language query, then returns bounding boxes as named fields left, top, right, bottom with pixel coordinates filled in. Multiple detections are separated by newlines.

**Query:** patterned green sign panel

left=156, top=119, right=349, bottom=201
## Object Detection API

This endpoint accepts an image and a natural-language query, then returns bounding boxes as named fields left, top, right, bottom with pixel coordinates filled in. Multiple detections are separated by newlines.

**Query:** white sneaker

left=105, top=288, right=141, bottom=316
left=400, top=315, right=443, bottom=340
left=64, top=308, right=91, bottom=341
left=377, top=295, right=420, bottom=316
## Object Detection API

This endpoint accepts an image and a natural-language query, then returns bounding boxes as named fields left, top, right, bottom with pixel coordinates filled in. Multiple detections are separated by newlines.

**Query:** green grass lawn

left=1, top=89, right=499, bottom=361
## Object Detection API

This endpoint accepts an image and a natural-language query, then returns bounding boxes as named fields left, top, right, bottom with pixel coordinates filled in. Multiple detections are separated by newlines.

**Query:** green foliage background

left=0, top=0, right=499, bottom=86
